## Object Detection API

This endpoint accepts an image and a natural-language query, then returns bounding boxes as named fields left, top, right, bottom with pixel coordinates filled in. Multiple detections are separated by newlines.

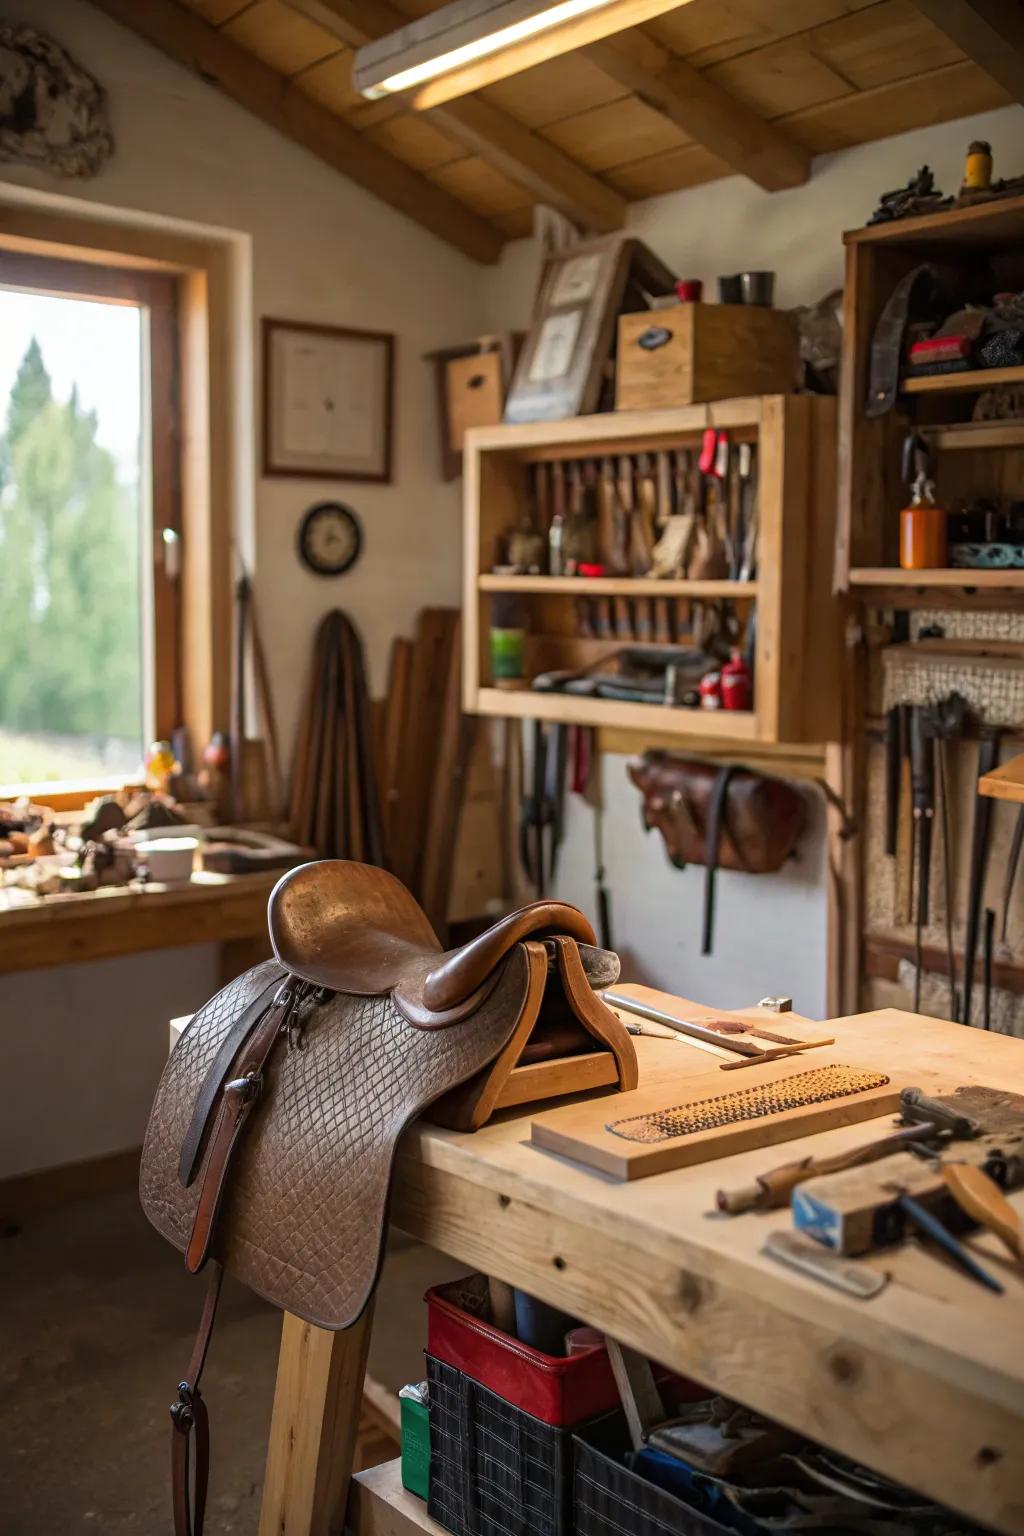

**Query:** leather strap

left=865, top=263, right=929, bottom=417
left=185, top=984, right=299, bottom=1274
left=702, top=765, right=740, bottom=956
left=178, top=974, right=284, bottom=1187
left=170, top=1260, right=223, bottom=1536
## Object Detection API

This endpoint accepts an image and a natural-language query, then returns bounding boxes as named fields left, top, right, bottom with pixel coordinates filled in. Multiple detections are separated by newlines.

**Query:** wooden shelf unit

left=837, top=194, right=1024, bottom=588
left=901, top=364, right=1024, bottom=395
left=349, top=1459, right=440, bottom=1536
left=849, top=567, right=1024, bottom=591
left=463, top=398, right=839, bottom=747
left=478, top=573, right=757, bottom=598
left=979, top=753, right=1024, bottom=806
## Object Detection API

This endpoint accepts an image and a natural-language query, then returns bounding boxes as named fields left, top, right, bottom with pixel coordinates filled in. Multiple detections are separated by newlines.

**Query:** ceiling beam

left=87, top=0, right=504, bottom=264
left=432, top=96, right=626, bottom=230
left=404, top=0, right=703, bottom=109
left=288, top=0, right=626, bottom=230
left=911, top=0, right=1024, bottom=103
left=584, top=31, right=810, bottom=192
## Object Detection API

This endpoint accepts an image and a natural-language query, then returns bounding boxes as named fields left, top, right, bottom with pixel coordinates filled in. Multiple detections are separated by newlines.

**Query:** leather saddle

left=140, top=860, right=636, bottom=1535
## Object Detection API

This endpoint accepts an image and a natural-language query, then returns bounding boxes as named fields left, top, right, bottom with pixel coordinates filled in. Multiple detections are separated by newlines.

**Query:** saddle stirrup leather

left=170, top=1261, right=223, bottom=1536
left=142, top=860, right=637, bottom=1534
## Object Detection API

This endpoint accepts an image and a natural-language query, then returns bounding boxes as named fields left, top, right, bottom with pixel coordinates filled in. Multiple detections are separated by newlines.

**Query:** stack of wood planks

left=377, top=608, right=474, bottom=933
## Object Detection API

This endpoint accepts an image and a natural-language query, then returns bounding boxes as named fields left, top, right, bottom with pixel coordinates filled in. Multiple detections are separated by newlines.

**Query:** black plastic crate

left=573, top=1419, right=735, bottom=1536
left=427, top=1353, right=582, bottom=1536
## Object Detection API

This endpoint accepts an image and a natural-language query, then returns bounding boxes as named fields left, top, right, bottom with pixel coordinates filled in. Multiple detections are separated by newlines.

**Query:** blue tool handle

left=900, top=1194, right=1004, bottom=1294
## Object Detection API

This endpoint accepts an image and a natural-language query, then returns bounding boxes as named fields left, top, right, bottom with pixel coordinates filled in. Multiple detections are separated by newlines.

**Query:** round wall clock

left=297, top=501, right=363, bottom=577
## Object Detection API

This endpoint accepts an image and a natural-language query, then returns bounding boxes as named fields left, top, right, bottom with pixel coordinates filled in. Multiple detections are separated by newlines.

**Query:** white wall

left=481, top=104, right=1024, bottom=330
left=481, top=102, right=1022, bottom=1018
left=0, top=0, right=488, bottom=1177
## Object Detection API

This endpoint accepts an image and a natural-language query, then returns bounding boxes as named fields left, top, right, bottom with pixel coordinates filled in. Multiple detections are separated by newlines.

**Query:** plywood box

left=445, top=352, right=505, bottom=459
left=616, top=304, right=799, bottom=411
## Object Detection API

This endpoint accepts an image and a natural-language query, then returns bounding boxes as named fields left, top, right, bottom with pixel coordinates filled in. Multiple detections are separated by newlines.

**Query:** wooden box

left=615, top=304, right=799, bottom=411
left=445, top=352, right=505, bottom=460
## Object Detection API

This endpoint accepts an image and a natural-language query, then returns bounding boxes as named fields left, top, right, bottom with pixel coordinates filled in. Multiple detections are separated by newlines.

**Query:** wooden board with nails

left=531, top=1053, right=908, bottom=1179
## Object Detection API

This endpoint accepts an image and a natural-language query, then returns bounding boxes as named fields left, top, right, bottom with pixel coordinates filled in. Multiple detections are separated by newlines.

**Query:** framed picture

left=503, top=235, right=676, bottom=424
left=262, top=318, right=394, bottom=482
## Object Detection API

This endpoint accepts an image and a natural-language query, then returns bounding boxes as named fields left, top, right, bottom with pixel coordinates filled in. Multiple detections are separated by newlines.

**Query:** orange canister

left=899, top=479, right=948, bottom=570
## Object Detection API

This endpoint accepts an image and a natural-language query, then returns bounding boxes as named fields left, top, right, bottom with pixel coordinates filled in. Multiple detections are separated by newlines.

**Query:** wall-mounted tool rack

left=835, top=195, right=1024, bottom=1020
left=837, top=193, right=1024, bottom=597
left=462, top=396, right=839, bottom=747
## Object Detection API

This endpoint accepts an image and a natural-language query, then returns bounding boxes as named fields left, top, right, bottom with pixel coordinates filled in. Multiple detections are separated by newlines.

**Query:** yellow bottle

left=962, top=139, right=993, bottom=194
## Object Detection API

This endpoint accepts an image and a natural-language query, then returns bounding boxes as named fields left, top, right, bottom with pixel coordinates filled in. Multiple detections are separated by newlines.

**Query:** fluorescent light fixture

left=353, top=0, right=621, bottom=100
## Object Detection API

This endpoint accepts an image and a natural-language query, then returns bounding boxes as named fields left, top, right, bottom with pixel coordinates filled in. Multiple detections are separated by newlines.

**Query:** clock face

left=297, top=502, right=362, bottom=576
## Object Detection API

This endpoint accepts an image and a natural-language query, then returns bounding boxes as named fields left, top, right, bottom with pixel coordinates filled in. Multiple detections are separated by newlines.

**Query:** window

left=0, top=252, right=180, bottom=789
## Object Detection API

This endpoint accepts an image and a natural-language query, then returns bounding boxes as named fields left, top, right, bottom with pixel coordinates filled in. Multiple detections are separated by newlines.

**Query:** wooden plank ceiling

left=92, top=0, right=1015, bottom=260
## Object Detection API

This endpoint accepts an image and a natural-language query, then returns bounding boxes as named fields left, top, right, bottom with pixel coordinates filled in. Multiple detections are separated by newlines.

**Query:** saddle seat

left=269, top=860, right=601, bottom=1026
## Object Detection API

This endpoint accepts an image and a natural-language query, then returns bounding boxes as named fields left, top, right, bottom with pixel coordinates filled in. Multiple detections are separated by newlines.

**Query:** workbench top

left=388, top=1002, right=1024, bottom=1534
left=0, top=869, right=279, bottom=974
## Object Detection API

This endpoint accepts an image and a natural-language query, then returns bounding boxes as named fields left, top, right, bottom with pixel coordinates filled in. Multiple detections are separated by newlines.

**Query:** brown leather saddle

left=140, top=860, right=636, bottom=1536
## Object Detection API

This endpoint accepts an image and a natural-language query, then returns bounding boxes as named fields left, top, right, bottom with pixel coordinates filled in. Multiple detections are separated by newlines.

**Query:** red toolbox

left=425, top=1274, right=620, bottom=1428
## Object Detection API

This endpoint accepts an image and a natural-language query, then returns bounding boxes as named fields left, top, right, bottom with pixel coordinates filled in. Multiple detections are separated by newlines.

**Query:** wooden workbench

left=0, top=870, right=277, bottom=977
left=241, top=998, right=1024, bottom=1536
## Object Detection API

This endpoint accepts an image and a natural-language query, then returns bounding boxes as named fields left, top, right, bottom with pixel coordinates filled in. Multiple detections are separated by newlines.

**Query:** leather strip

left=865, top=263, right=929, bottom=418
left=702, top=765, right=740, bottom=956
left=170, top=1259, right=223, bottom=1536
left=178, top=974, right=284, bottom=1187
left=185, top=988, right=297, bottom=1274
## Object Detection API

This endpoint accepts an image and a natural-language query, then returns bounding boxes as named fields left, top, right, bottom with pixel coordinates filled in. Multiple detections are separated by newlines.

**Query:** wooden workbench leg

left=258, top=1301, right=375, bottom=1536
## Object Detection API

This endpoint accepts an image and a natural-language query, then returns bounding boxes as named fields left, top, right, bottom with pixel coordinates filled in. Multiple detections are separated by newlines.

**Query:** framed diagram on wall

left=262, top=318, right=394, bottom=482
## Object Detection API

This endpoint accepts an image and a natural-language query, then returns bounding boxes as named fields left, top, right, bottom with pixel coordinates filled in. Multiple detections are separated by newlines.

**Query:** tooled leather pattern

left=139, top=951, right=529, bottom=1330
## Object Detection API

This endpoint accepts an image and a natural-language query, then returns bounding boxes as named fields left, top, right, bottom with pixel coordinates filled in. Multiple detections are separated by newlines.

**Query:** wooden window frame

left=0, top=207, right=235, bottom=810
left=0, top=249, right=182, bottom=764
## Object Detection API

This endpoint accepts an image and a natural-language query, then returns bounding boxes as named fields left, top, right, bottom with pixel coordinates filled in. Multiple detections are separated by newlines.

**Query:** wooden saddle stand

left=140, top=859, right=637, bottom=1536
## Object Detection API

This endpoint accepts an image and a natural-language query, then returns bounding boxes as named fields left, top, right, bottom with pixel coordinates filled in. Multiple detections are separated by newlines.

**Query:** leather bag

left=140, top=859, right=636, bottom=1535
left=628, top=751, right=806, bottom=953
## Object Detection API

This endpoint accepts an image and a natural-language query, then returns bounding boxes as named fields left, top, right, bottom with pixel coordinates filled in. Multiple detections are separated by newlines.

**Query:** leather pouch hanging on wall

left=628, top=750, right=807, bottom=954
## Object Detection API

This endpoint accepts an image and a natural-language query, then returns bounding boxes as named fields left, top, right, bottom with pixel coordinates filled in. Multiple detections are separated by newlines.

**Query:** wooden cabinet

left=836, top=193, right=1024, bottom=597
left=462, top=396, right=839, bottom=747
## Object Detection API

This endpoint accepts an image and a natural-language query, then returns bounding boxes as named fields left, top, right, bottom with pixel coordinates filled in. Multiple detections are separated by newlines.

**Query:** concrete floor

left=1, top=1190, right=463, bottom=1535
left=1, top=1190, right=280, bottom=1535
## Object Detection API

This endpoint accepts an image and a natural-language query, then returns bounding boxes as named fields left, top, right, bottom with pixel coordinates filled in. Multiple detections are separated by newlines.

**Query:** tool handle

left=884, top=706, right=901, bottom=857
left=944, top=1162, right=1022, bottom=1261
left=908, top=707, right=935, bottom=812
left=899, top=1193, right=1004, bottom=1293
left=719, top=1038, right=834, bottom=1070
left=698, top=428, right=718, bottom=476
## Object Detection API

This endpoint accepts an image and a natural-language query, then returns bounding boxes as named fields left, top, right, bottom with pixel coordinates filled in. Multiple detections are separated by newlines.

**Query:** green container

left=489, top=624, right=525, bottom=683
left=400, top=1394, right=431, bottom=1500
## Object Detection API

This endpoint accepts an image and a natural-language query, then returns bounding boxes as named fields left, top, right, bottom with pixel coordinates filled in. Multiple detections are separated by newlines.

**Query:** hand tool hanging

left=908, top=706, right=935, bottom=1012
left=519, top=721, right=567, bottom=897
left=922, top=692, right=969, bottom=1020
left=962, top=726, right=1002, bottom=1026
left=232, top=565, right=285, bottom=823
left=690, top=429, right=729, bottom=580
left=1002, top=806, right=1024, bottom=944
left=570, top=725, right=612, bottom=950
left=736, top=448, right=761, bottom=586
